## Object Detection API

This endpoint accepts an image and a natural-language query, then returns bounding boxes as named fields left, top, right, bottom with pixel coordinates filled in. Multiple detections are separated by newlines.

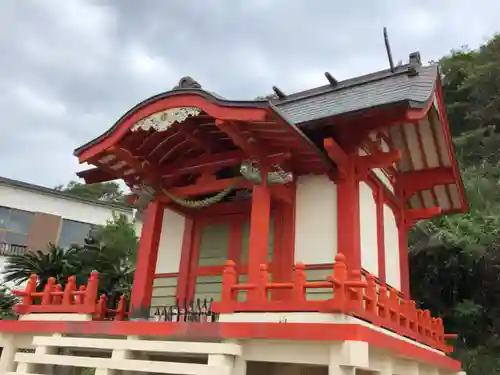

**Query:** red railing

left=12, top=272, right=127, bottom=321
left=212, top=253, right=456, bottom=353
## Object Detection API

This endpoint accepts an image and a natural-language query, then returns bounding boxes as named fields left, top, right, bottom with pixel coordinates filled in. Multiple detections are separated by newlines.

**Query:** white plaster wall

left=294, top=175, right=337, bottom=265
left=383, top=204, right=400, bottom=289
left=359, top=182, right=378, bottom=276
left=155, top=208, right=185, bottom=274
left=0, top=184, right=133, bottom=225
left=372, top=169, right=394, bottom=193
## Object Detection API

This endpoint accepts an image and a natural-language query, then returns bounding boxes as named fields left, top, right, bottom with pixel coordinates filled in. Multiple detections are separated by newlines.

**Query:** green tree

left=3, top=245, right=77, bottom=289
left=54, top=181, right=127, bottom=203
left=0, top=288, right=18, bottom=320
left=410, top=33, right=500, bottom=374
left=3, top=215, right=138, bottom=302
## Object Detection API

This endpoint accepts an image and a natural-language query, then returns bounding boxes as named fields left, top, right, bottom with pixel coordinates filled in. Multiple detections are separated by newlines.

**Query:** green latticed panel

left=241, top=218, right=274, bottom=262
left=151, top=276, right=178, bottom=311
left=197, top=223, right=230, bottom=266
left=194, top=275, right=223, bottom=302
left=304, top=268, right=333, bottom=301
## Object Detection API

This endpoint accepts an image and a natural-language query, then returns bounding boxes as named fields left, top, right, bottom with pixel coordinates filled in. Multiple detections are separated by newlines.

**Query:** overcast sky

left=0, top=0, right=498, bottom=188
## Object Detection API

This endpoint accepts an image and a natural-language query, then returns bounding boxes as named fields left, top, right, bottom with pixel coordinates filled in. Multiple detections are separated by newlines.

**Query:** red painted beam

left=323, top=138, right=349, bottom=178
left=109, top=146, right=158, bottom=179
left=397, top=167, right=455, bottom=200
left=354, top=150, right=401, bottom=179
left=406, top=206, right=442, bottom=222
left=175, top=120, right=222, bottom=153
left=76, top=168, right=116, bottom=184
left=158, top=178, right=251, bottom=201
left=215, top=120, right=267, bottom=159
left=160, top=151, right=289, bottom=178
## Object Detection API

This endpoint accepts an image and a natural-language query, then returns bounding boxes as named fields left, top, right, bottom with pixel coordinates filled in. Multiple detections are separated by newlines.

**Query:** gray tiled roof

left=274, top=64, right=438, bottom=125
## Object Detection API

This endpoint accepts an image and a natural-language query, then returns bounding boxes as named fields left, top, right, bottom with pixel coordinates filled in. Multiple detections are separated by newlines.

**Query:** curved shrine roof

left=73, top=66, right=467, bottom=216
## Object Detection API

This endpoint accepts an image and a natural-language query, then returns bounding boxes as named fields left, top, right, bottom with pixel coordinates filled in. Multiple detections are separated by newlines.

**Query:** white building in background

left=0, top=176, right=136, bottom=287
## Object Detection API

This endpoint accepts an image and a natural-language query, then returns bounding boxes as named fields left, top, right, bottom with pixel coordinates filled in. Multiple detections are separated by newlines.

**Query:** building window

left=0, top=206, right=33, bottom=249
left=58, top=219, right=95, bottom=249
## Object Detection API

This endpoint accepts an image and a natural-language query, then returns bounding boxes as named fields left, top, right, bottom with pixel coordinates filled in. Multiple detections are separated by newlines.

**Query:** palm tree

left=3, top=215, right=139, bottom=301
left=3, top=244, right=77, bottom=290
left=0, top=287, right=18, bottom=320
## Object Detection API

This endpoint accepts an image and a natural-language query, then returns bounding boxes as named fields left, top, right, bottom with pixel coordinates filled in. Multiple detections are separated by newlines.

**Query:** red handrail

left=212, top=253, right=455, bottom=353
left=12, top=272, right=127, bottom=320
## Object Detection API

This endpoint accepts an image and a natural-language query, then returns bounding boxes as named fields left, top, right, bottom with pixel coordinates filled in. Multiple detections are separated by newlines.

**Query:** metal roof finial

left=272, top=86, right=286, bottom=99
left=324, top=72, right=338, bottom=86
left=383, top=27, right=395, bottom=73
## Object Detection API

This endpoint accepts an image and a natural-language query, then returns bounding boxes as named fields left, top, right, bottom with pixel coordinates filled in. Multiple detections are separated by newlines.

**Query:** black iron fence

left=151, top=298, right=219, bottom=323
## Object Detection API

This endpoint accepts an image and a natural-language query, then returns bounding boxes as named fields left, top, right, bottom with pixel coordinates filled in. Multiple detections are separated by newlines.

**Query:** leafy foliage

left=0, top=288, right=18, bottom=320
left=410, top=34, right=500, bottom=374
left=4, top=215, right=138, bottom=303
left=4, top=244, right=78, bottom=289
left=54, top=181, right=127, bottom=203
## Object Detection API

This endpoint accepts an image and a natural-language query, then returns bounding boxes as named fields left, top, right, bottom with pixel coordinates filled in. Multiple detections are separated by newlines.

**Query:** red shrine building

left=0, top=52, right=468, bottom=375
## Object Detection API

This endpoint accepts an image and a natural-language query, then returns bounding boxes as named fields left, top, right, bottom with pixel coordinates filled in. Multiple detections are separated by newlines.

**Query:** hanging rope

left=160, top=178, right=240, bottom=208
left=132, top=160, right=292, bottom=210
left=132, top=178, right=241, bottom=209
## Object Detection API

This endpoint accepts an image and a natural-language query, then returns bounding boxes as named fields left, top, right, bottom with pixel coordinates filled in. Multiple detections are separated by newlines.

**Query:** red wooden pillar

left=375, top=186, right=387, bottom=283
left=271, top=196, right=295, bottom=301
left=398, top=219, right=410, bottom=298
left=247, top=175, right=271, bottom=303
left=129, top=199, right=164, bottom=319
left=337, top=161, right=361, bottom=271
left=395, top=185, right=410, bottom=298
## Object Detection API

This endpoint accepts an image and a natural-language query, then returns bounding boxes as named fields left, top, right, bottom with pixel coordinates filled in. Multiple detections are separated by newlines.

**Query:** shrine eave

left=73, top=88, right=337, bottom=187
left=74, top=89, right=270, bottom=158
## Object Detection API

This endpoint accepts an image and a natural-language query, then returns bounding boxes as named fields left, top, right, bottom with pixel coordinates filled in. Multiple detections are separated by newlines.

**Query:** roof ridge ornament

left=173, top=76, right=202, bottom=90
left=407, top=51, right=422, bottom=77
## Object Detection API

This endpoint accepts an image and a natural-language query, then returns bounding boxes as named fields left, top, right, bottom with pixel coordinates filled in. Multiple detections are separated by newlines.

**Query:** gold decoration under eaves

left=130, top=107, right=202, bottom=132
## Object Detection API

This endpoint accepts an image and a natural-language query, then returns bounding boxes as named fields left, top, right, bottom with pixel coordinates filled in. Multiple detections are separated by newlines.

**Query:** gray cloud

left=0, top=0, right=498, bottom=187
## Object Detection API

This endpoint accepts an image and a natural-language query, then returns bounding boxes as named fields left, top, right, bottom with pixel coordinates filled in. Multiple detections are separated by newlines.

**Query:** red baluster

left=388, top=288, right=400, bottom=324
left=53, top=284, right=63, bottom=305
left=399, top=300, right=409, bottom=330
left=435, top=317, right=445, bottom=349
left=377, top=286, right=388, bottom=320
left=423, top=309, right=432, bottom=339
left=258, top=264, right=269, bottom=302
left=221, top=260, right=237, bottom=302
left=408, top=300, right=417, bottom=332
left=95, top=294, right=107, bottom=320
left=41, top=278, right=56, bottom=305
left=22, top=274, right=38, bottom=306
left=293, top=263, right=306, bottom=302
left=416, top=309, right=424, bottom=336
left=364, top=273, right=377, bottom=315
left=85, top=271, right=99, bottom=308
left=62, top=276, right=76, bottom=306
left=331, top=253, right=347, bottom=310
left=115, top=295, right=127, bottom=321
